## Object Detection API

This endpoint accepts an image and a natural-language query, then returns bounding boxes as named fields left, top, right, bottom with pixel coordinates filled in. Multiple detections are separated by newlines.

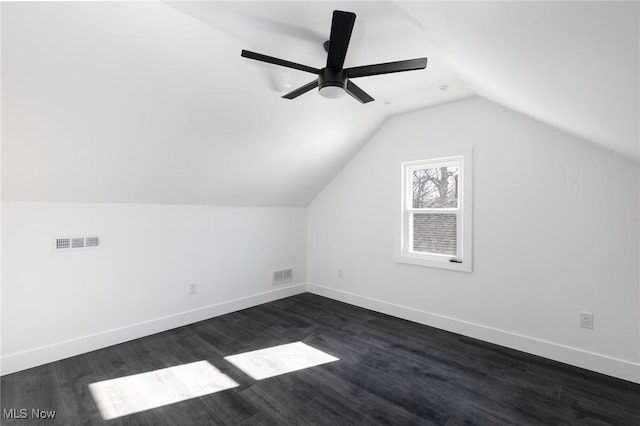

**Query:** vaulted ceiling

left=2, top=1, right=638, bottom=206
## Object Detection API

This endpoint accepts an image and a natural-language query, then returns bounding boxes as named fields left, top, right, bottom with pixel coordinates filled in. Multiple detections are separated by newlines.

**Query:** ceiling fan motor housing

left=318, top=68, right=347, bottom=98
left=319, top=68, right=347, bottom=90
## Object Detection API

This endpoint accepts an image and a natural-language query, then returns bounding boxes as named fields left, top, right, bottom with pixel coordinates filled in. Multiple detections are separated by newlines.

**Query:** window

left=398, top=150, right=472, bottom=272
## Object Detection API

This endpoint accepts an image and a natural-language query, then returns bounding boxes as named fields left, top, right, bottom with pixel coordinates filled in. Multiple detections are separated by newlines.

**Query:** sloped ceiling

left=2, top=1, right=638, bottom=207
left=398, top=1, right=639, bottom=162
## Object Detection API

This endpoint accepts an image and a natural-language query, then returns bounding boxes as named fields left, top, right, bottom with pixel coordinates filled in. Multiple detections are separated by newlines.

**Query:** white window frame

left=396, top=147, right=472, bottom=272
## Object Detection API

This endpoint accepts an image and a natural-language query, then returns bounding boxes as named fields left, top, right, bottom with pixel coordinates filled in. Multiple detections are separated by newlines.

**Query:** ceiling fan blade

left=326, top=11, right=356, bottom=69
left=241, top=50, right=320, bottom=75
left=345, top=80, right=374, bottom=103
left=282, top=80, right=319, bottom=99
left=345, top=58, right=427, bottom=78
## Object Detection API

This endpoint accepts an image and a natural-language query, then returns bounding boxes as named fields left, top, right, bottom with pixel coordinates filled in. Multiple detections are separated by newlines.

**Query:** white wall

left=1, top=202, right=306, bottom=374
left=307, top=97, right=640, bottom=382
left=3, top=98, right=638, bottom=383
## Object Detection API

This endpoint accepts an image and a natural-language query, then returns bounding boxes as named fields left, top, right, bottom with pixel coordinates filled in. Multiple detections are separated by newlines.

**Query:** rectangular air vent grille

left=56, top=238, right=71, bottom=249
left=273, top=268, right=293, bottom=285
left=283, top=269, right=292, bottom=281
left=85, top=236, right=100, bottom=247
left=53, top=236, right=100, bottom=251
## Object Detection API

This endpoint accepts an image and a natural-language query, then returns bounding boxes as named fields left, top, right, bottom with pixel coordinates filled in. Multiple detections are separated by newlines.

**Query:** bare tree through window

left=412, top=167, right=458, bottom=208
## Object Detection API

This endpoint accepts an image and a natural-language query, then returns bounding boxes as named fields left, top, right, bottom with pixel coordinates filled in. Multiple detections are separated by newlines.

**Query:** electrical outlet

left=580, top=312, right=593, bottom=329
left=338, top=269, right=343, bottom=278
left=189, top=282, right=198, bottom=295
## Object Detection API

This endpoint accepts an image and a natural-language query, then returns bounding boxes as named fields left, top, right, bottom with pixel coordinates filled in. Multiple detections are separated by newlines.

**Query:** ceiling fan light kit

left=241, top=10, right=428, bottom=103
left=319, top=86, right=346, bottom=99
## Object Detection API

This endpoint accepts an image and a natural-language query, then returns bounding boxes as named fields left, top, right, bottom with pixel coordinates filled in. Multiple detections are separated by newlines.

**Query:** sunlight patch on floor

left=224, top=341, right=339, bottom=380
left=89, top=360, right=238, bottom=420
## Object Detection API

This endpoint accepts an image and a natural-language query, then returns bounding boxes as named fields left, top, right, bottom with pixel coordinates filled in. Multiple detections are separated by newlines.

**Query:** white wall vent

left=53, top=236, right=101, bottom=251
left=273, top=268, right=293, bottom=285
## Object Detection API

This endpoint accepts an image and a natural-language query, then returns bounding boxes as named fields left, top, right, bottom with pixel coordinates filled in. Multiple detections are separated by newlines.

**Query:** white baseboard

left=307, top=282, right=640, bottom=384
left=4, top=282, right=638, bottom=384
left=1, top=284, right=306, bottom=376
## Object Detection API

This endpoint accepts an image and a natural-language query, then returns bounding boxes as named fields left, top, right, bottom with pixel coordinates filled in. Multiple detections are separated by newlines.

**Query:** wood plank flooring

left=1, top=293, right=639, bottom=425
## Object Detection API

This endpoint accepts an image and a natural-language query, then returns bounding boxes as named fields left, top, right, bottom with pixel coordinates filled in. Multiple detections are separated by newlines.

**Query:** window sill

left=396, top=254, right=472, bottom=272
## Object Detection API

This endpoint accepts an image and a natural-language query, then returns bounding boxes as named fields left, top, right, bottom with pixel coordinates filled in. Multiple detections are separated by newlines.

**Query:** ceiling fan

left=241, top=10, right=428, bottom=103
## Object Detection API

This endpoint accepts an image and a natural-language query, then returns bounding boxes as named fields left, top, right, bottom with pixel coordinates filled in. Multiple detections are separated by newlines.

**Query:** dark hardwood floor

left=2, top=293, right=639, bottom=425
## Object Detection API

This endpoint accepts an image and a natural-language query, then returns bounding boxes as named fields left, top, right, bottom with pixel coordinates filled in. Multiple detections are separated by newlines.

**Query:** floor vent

left=273, top=268, right=293, bottom=285
left=53, top=236, right=100, bottom=251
